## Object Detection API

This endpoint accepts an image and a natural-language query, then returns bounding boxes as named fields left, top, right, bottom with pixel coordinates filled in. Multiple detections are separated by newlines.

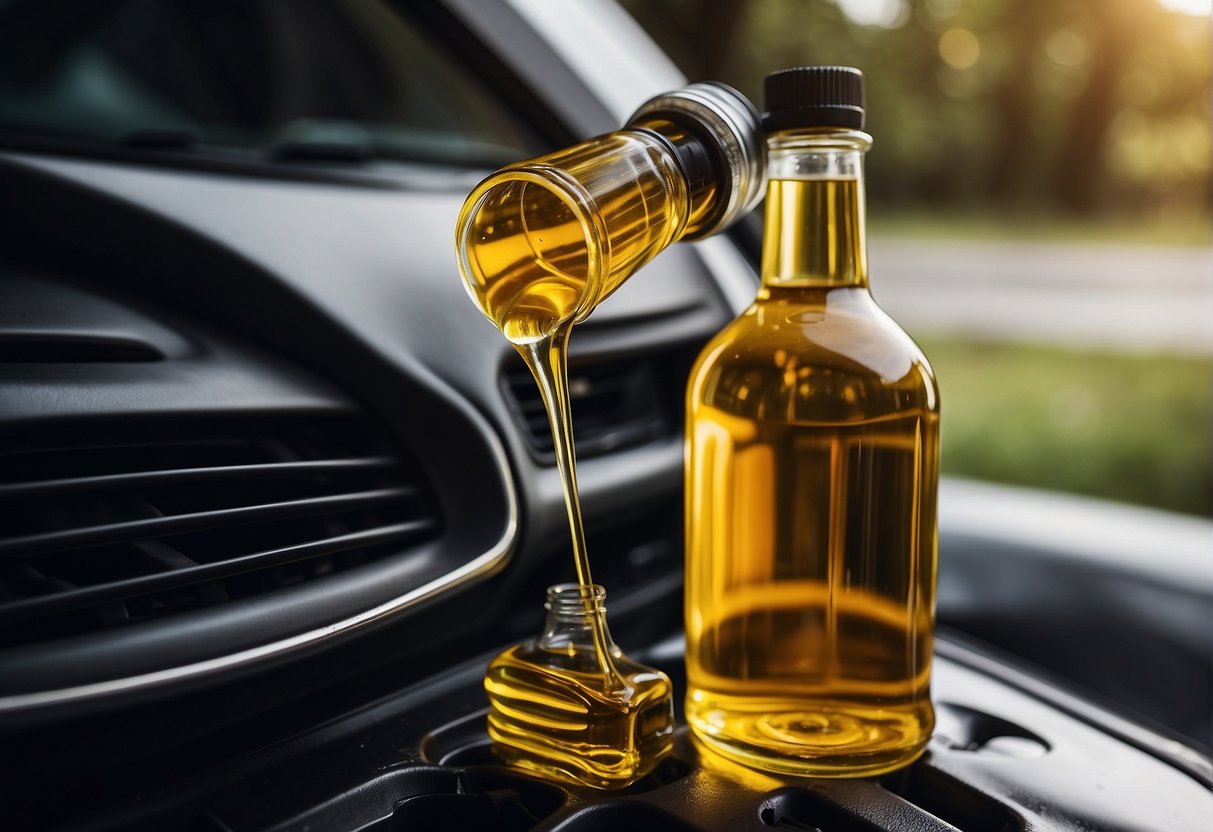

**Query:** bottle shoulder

left=689, top=287, right=938, bottom=423
left=493, top=636, right=665, bottom=679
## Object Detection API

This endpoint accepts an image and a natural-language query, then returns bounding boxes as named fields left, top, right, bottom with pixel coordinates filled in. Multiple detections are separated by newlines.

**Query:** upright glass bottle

left=684, top=67, right=940, bottom=778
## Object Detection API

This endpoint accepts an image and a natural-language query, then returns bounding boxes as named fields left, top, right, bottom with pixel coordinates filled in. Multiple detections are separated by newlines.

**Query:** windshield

left=0, top=0, right=541, bottom=167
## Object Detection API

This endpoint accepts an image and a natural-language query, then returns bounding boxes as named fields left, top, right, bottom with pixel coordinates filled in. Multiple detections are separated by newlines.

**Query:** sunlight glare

left=1155, top=0, right=1212, bottom=15
left=939, top=28, right=980, bottom=69
left=834, top=0, right=910, bottom=29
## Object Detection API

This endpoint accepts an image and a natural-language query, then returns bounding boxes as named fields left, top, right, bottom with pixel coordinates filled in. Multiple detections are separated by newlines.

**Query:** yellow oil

left=485, top=641, right=675, bottom=789
left=458, top=132, right=682, bottom=788
left=459, top=131, right=700, bottom=345
left=684, top=176, right=939, bottom=777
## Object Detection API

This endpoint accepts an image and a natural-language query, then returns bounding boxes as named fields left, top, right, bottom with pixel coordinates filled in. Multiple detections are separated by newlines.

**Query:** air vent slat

left=0, top=520, right=436, bottom=624
left=502, top=355, right=677, bottom=462
left=0, top=487, right=415, bottom=559
left=0, top=415, right=442, bottom=648
left=0, top=457, right=397, bottom=500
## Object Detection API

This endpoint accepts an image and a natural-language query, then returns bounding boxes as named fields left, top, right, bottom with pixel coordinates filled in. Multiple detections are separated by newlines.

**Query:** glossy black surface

left=13, top=633, right=1203, bottom=832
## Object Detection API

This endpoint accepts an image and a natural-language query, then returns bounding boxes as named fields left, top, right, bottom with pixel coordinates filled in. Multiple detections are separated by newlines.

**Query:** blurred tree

left=1054, top=0, right=1142, bottom=213
left=620, top=0, right=1211, bottom=227
left=621, top=0, right=751, bottom=79
left=986, top=0, right=1049, bottom=206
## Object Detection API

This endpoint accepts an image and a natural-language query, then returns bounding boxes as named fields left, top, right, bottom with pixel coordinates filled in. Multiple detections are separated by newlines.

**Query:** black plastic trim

left=0, top=457, right=396, bottom=499
left=0, top=487, right=414, bottom=558
left=0, top=520, right=435, bottom=624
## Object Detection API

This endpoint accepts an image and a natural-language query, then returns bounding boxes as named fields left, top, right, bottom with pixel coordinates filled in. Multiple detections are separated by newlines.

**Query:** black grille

left=502, top=357, right=672, bottom=461
left=0, top=416, right=441, bottom=648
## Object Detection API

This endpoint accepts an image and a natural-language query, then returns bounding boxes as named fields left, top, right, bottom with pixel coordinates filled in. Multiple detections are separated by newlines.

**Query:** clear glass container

left=684, top=80, right=940, bottom=778
left=484, top=584, right=676, bottom=789
left=455, top=82, right=764, bottom=347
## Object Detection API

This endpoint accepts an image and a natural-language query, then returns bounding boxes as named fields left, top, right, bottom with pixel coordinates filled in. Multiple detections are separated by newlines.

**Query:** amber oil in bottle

left=684, top=67, right=940, bottom=778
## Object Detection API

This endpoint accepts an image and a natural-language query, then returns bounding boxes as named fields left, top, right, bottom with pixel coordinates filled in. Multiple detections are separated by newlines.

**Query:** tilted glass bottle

left=485, top=584, right=675, bottom=789
left=684, top=66, right=940, bottom=777
left=456, top=82, right=765, bottom=346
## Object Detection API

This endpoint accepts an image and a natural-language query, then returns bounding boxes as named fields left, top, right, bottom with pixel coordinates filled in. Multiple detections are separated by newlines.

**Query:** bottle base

left=489, top=735, right=642, bottom=790
left=686, top=694, right=931, bottom=778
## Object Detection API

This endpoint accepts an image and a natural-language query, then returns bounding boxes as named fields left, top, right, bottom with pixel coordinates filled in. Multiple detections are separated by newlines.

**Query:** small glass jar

left=484, top=584, right=675, bottom=789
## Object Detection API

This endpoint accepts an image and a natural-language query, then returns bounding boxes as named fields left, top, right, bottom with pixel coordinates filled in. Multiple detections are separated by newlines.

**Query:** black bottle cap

left=763, top=66, right=865, bottom=131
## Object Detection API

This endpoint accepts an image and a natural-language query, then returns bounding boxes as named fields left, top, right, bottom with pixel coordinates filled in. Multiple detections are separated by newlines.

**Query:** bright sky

left=834, top=0, right=1211, bottom=28
left=833, top=0, right=908, bottom=29
left=1155, top=0, right=1212, bottom=14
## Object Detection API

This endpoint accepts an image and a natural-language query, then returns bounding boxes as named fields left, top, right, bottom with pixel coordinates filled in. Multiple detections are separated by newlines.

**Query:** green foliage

left=621, top=0, right=1212, bottom=224
left=920, top=337, right=1212, bottom=516
left=869, top=210, right=1213, bottom=246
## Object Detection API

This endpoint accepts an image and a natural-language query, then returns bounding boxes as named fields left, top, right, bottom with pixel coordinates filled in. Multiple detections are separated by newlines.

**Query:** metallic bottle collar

left=628, top=82, right=766, bottom=240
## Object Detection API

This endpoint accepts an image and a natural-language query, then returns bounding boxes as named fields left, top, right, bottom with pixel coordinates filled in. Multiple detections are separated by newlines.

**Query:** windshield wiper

left=118, top=128, right=200, bottom=151
left=266, top=120, right=373, bottom=163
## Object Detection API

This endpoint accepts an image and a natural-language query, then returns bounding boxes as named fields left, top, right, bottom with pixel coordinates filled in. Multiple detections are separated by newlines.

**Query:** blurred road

left=868, top=238, right=1213, bottom=355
